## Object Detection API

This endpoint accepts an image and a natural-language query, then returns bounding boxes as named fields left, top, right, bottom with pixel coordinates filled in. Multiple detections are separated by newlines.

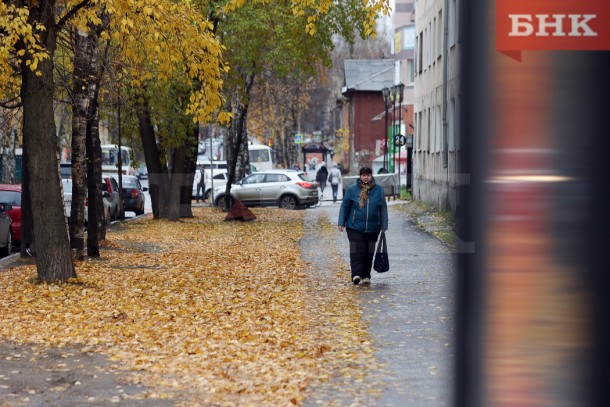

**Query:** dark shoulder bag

left=373, top=230, right=389, bottom=273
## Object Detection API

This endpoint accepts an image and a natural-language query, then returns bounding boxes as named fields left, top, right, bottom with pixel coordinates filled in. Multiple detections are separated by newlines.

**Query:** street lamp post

left=392, top=87, right=396, bottom=170
left=381, top=87, right=390, bottom=172
left=396, top=83, right=405, bottom=193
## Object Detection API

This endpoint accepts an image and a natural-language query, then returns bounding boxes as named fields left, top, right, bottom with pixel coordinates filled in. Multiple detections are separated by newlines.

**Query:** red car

left=0, top=184, right=21, bottom=242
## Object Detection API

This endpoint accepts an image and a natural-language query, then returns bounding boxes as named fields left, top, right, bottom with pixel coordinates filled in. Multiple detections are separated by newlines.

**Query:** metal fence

left=341, top=172, right=400, bottom=199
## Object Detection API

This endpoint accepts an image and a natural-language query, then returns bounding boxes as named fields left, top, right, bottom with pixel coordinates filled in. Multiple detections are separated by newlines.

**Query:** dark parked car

left=118, top=175, right=147, bottom=215
left=0, top=184, right=21, bottom=243
left=136, top=164, right=148, bottom=181
left=0, top=202, right=13, bottom=257
left=60, top=162, right=72, bottom=179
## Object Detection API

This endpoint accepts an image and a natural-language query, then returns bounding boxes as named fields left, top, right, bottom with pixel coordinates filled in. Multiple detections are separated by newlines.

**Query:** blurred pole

left=455, top=0, right=488, bottom=404
left=575, top=52, right=610, bottom=407
left=116, top=94, right=124, bottom=220
left=209, top=137, right=214, bottom=203
left=382, top=88, right=390, bottom=171
left=458, top=1, right=610, bottom=406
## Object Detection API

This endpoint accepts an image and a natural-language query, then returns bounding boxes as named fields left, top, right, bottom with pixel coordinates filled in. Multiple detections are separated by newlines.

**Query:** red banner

left=496, top=0, right=610, bottom=60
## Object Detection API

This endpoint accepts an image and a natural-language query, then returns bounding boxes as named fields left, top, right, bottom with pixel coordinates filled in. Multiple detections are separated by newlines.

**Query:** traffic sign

left=294, top=133, right=304, bottom=144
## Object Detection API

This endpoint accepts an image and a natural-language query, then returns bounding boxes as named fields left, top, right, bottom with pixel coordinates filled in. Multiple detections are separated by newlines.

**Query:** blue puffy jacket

left=338, top=179, right=388, bottom=233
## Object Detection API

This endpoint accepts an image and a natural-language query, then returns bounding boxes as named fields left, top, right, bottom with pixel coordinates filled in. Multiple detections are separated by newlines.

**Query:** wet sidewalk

left=301, top=200, right=455, bottom=406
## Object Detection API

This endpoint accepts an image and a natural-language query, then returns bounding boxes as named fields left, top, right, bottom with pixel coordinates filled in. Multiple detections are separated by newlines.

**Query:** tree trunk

left=167, top=145, right=186, bottom=221
left=86, top=62, right=107, bottom=255
left=86, top=103, right=104, bottom=255
left=180, top=125, right=198, bottom=219
left=19, top=143, right=34, bottom=257
left=22, top=0, right=75, bottom=281
left=224, top=102, right=251, bottom=211
left=89, top=37, right=112, bottom=248
left=137, top=96, right=169, bottom=219
left=69, top=28, right=93, bottom=259
left=225, top=74, right=255, bottom=211
left=0, top=127, right=16, bottom=184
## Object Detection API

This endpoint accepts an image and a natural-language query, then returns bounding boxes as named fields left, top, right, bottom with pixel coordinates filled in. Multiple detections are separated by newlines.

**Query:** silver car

left=63, top=179, right=111, bottom=226
left=0, top=202, right=13, bottom=257
left=213, top=169, right=318, bottom=210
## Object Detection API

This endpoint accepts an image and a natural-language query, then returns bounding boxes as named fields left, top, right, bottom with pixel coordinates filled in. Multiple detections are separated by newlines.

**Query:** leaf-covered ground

left=0, top=208, right=377, bottom=406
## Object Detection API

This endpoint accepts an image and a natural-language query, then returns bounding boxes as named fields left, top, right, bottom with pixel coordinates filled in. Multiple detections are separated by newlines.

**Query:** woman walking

left=315, top=162, right=329, bottom=197
left=328, top=163, right=342, bottom=202
left=337, top=167, right=388, bottom=285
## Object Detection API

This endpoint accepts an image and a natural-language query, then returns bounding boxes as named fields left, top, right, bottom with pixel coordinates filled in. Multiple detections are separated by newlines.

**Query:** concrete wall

left=413, top=0, right=461, bottom=213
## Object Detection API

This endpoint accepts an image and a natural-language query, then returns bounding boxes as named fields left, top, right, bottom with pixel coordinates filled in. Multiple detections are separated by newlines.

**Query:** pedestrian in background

left=195, top=164, right=206, bottom=202
left=328, top=163, right=342, bottom=203
left=315, top=162, right=329, bottom=196
left=337, top=166, right=388, bottom=285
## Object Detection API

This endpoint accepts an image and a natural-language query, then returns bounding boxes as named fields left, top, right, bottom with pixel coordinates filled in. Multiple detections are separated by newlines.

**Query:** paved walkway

left=317, top=183, right=343, bottom=202
left=301, top=200, right=455, bottom=406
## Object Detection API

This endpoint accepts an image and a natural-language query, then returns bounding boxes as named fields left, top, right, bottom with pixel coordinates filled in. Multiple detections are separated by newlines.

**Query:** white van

left=248, top=144, right=274, bottom=171
left=101, top=145, right=136, bottom=175
left=196, top=155, right=228, bottom=170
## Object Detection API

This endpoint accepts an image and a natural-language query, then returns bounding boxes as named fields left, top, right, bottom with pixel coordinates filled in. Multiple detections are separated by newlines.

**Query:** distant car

left=0, top=202, right=13, bottom=257
left=205, top=171, right=229, bottom=201
left=136, top=164, right=148, bottom=181
left=196, top=157, right=228, bottom=171
left=116, top=175, right=147, bottom=215
left=62, top=179, right=111, bottom=226
left=213, top=169, right=319, bottom=210
left=60, top=162, right=72, bottom=179
left=0, top=184, right=21, bottom=243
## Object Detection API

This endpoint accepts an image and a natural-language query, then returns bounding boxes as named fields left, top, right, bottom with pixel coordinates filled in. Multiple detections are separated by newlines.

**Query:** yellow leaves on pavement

left=0, top=208, right=376, bottom=405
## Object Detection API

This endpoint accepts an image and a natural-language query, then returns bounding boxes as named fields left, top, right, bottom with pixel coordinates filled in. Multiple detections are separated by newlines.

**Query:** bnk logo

left=497, top=1, right=610, bottom=61
left=509, top=14, right=597, bottom=37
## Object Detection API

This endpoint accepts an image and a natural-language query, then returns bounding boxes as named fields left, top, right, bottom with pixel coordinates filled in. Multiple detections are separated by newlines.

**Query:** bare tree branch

left=0, top=98, right=22, bottom=109
left=56, top=0, right=92, bottom=30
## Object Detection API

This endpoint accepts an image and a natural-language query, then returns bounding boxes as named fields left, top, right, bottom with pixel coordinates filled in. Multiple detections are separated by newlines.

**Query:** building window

left=438, top=10, right=443, bottom=58
left=430, top=17, right=438, bottom=64
left=428, top=108, right=436, bottom=153
left=427, top=108, right=431, bottom=152
left=407, top=59, right=415, bottom=84
left=448, top=0, right=456, bottom=47
left=404, top=26, right=416, bottom=51
left=417, top=33, right=423, bottom=74
left=435, top=105, right=442, bottom=153
left=422, top=109, right=426, bottom=151
left=427, top=22, right=432, bottom=68
left=423, top=27, right=428, bottom=70
left=414, top=113, right=418, bottom=150
left=449, top=98, right=456, bottom=151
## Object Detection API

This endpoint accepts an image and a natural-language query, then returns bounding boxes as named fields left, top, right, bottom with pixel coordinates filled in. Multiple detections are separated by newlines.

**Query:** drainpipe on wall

left=442, top=0, right=449, bottom=170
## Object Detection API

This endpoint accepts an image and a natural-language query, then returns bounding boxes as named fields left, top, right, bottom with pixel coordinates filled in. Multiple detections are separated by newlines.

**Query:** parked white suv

left=213, top=169, right=319, bottom=210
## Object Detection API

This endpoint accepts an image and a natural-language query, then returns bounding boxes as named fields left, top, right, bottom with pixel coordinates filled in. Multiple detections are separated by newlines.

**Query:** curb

left=0, top=251, right=22, bottom=270
left=0, top=213, right=151, bottom=272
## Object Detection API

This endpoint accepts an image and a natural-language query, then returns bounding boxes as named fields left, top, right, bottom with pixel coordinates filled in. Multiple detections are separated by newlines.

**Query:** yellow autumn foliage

left=0, top=208, right=381, bottom=405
